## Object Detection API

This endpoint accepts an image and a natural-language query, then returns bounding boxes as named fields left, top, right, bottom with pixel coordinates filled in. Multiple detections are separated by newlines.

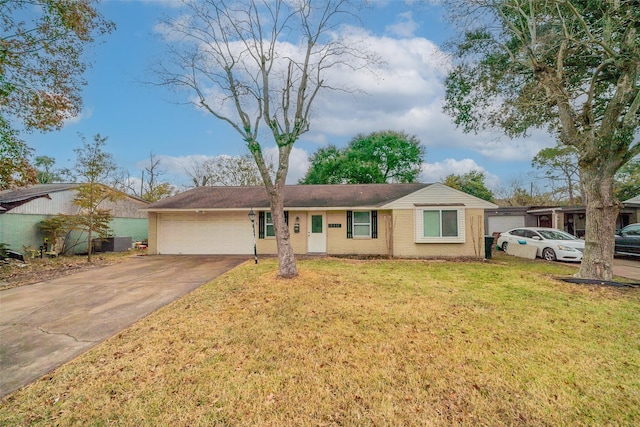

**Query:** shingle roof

left=623, top=195, right=640, bottom=206
left=0, top=183, right=81, bottom=203
left=146, top=183, right=432, bottom=210
left=0, top=183, right=82, bottom=212
left=0, top=183, right=148, bottom=213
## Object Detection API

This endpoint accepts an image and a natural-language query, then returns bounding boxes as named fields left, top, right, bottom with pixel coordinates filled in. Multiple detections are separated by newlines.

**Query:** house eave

left=144, top=205, right=389, bottom=213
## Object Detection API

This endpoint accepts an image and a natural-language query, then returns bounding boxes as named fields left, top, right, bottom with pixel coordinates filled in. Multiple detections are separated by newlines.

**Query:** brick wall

left=392, top=208, right=486, bottom=258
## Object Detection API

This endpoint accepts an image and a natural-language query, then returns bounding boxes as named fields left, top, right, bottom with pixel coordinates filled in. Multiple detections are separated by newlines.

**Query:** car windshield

left=538, top=229, right=577, bottom=240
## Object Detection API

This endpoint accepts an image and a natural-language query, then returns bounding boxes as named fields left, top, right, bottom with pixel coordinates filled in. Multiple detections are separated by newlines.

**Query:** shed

left=0, top=184, right=148, bottom=254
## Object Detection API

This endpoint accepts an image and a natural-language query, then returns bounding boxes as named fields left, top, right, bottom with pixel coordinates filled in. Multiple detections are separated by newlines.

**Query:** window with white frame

left=346, top=210, right=378, bottom=239
left=353, top=211, right=371, bottom=237
left=415, top=208, right=464, bottom=243
left=259, top=211, right=288, bottom=239
left=265, top=212, right=275, bottom=237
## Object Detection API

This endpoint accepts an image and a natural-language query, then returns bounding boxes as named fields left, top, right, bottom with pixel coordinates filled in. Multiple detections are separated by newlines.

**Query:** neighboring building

left=485, top=195, right=640, bottom=237
left=144, top=183, right=498, bottom=258
left=484, top=206, right=540, bottom=236
left=0, top=184, right=149, bottom=254
left=623, top=195, right=640, bottom=223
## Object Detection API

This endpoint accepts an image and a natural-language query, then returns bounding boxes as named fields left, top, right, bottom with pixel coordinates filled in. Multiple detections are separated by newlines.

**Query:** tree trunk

left=269, top=192, right=297, bottom=278
left=577, top=166, right=618, bottom=280
left=253, top=141, right=298, bottom=279
left=87, top=220, right=93, bottom=263
left=87, top=184, right=94, bottom=263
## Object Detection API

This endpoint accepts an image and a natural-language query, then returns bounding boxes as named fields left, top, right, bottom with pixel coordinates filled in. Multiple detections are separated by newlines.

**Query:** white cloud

left=263, top=146, right=310, bottom=184
left=298, top=30, right=555, bottom=165
left=385, top=11, right=419, bottom=38
left=63, top=107, right=93, bottom=126
left=136, top=0, right=184, bottom=8
left=149, top=147, right=513, bottom=191
left=302, top=34, right=449, bottom=143
left=158, top=8, right=556, bottom=178
left=143, top=149, right=310, bottom=186
left=152, top=154, right=212, bottom=176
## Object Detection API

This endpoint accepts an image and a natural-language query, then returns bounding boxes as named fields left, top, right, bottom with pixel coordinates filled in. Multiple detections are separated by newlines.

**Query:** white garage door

left=487, top=215, right=525, bottom=235
left=158, top=212, right=254, bottom=254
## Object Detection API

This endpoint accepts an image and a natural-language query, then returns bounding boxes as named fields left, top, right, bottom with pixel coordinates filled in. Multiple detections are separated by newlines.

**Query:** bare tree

left=493, top=175, right=558, bottom=207
left=532, top=146, right=583, bottom=205
left=109, top=167, right=136, bottom=195
left=140, top=152, right=175, bottom=202
left=157, top=0, right=369, bottom=277
left=110, top=152, right=175, bottom=201
left=210, top=154, right=274, bottom=186
left=184, top=158, right=212, bottom=187
left=185, top=154, right=274, bottom=187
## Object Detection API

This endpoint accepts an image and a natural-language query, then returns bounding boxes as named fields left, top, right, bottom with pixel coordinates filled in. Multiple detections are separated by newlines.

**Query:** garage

left=487, top=215, right=525, bottom=235
left=157, top=212, right=254, bottom=255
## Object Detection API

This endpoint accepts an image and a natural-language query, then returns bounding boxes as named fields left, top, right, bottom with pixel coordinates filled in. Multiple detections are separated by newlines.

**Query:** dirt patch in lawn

left=0, top=252, right=140, bottom=290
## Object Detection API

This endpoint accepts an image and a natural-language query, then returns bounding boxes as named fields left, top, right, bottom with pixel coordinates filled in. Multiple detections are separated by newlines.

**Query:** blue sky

left=27, top=0, right=557, bottom=190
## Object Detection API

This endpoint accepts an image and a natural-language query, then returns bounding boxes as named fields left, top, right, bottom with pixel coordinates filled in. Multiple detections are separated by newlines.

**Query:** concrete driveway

left=0, top=255, right=246, bottom=399
left=613, top=257, right=640, bottom=281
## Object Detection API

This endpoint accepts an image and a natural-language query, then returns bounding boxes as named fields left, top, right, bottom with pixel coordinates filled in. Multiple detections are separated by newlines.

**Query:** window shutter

left=346, top=210, right=353, bottom=239
left=371, top=210, right=378, bottom=239
left=284, top=211, right=289, bottom=225
left=258, top=211, right=265, bottom=239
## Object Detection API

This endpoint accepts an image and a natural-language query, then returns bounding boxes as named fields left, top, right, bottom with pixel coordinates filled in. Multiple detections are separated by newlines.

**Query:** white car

left=497, top=227, right=585, bottom=262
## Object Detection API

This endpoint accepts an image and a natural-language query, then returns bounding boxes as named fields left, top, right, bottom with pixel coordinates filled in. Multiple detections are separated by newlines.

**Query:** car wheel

left=501, top=242, right=508, bottom=252
left=542, top=248, right=557, bottom=261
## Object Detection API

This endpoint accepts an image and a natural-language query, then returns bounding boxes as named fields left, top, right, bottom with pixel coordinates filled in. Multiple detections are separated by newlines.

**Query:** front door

left=308, top=212, right=327, bottom=253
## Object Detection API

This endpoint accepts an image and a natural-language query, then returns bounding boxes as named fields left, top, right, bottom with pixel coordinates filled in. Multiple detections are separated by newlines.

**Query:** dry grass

left=1, top=255, right=639, bottom=426
left=0, top=251, right=138, bottom=290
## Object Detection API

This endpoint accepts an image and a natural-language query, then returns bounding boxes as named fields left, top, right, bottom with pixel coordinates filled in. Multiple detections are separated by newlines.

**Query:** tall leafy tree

left=345, top=131, right=425, bottom=183
left=0, top=1, right=113, bottom=187
left=300, top=131, right=425, bottom=184
left=299, top=145, right=347, bottom=185
left=444, top=0, right=640, bottom=280
left=34, top=156, right=57, bottom=184
left=443, top=170, right=494, bottom=202
left=615, top=158, right=640, bottom=202
left=34, top=155, right=73, bottom=184
left=0, top=116, right=36, bottom=189
left=0, top=0, right=114, bottom=131
left=157, top=0, right=371, bottom=277
left=532, top=145, right=582, bottom=205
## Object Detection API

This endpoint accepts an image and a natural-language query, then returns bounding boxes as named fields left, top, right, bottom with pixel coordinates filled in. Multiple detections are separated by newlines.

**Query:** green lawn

left=1, top=255, right=639, bottom=426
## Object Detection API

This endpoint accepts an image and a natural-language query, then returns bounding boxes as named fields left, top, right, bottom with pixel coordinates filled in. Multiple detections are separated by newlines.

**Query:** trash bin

left=484, top=236, right=494, bottom=259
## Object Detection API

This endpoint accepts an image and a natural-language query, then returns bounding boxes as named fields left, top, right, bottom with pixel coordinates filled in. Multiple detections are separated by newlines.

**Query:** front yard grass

left=1, top=255, right=639, bottom=426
